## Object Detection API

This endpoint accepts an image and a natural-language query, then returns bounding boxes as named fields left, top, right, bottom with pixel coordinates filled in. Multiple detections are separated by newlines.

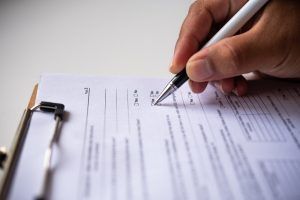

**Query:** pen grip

left=172, top=69, right=189, bottom=88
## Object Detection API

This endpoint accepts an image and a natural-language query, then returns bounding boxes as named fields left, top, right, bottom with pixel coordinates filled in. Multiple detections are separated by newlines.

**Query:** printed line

left=277, top=160, right=294, bottom=191
left=259, top=95, right=285, bottom=142
left=111, top=137, right=117, bottom=200
left=180, top=93, right=208, bottom=173
left=253, top=95, right=274, bottom=141
left=288, top=88, right=300, bottom=109
left=249, top=95, right=270, bottom=141
left=103, top=89, right=107, bottom=143
left=99, top=89, right=107, bottom=197
left=125, top=138, right=133, bottom=200
left=116, top=89, right=118, bottom=133
left=196, top=94, right=217, bottom=141
left=280, top=160, right=295, bottom=190
left=127, top=89, right=131, bottom=135
left=275, top=90, right=290, bottom=116
left=270, top=161, right=284, bottom=196
left=225, top=96, right=251, bottom=141
left=288, top=160, right=300, bottom=179
left=179, top=92, right=201, bottom=199
left=137, top=119, right=149, bottom=200
left=78, top=88, right=91, bottom=199
left=256, top=95, right=282, bottom=141
left=239, top=96, right=261, bottom=141
left=164, top=139, right=180, bottom=200
left=166, top=114, right=187, bottom=200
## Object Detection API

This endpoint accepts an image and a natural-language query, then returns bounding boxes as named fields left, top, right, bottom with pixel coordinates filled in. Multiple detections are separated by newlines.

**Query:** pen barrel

left=204, top=0, right=269, bottom=48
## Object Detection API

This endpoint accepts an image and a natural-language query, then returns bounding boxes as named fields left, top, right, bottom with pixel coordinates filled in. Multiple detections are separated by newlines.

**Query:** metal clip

left=0, top=101, right=65, bottom=200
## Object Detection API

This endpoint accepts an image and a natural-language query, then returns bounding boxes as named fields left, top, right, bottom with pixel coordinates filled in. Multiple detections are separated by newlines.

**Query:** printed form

left=9, top=75, right=300, bottom=200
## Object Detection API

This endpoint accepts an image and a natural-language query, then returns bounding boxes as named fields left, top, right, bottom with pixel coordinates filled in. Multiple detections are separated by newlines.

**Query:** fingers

left=170, top=0, right=234, bottom=74
left=211, top=78, right=235, bottom=94
left=212, top=76, right=248, bottom=96
left=185, top=0, right=297, bottom=82
left=189, top=75, right=248, bottom=96
left=186, top=29, right=269, bottom=82
left=234, top=76, right=248, bottom=96
left=188, top=80, right=208, bottom=93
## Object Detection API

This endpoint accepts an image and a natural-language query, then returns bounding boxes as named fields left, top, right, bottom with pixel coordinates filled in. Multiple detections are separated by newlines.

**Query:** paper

left=8, top=75, right=300, bottom=200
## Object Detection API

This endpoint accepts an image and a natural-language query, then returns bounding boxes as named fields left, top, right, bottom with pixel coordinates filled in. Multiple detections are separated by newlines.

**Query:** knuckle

left=220, top=41, right=241, bottom=76
left=188, top=0, right=207, bottom=17
left=188, top=1, right=204, bottom=16
left=189, top=0, right=229, bottom=23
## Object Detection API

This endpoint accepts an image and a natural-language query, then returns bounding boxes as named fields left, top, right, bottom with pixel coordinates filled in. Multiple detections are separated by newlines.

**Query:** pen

left=154, top=0, right=269, bottom=105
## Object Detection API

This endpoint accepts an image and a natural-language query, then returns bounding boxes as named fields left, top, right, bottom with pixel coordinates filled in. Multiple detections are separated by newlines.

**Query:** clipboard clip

left=0, top=101, right=65, bottom=200
left=38, top=102, right=65, bottom=120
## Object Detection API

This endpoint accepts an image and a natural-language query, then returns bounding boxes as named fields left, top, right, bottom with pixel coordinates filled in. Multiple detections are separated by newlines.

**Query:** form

left=8, top=75, right=300, bottom=200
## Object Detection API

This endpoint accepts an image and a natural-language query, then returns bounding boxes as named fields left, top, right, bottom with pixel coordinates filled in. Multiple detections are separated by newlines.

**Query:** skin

left=169, top=0, right=300, bottom=96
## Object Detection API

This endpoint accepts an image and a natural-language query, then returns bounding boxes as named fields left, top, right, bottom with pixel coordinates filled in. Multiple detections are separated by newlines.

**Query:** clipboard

left=0, top=85, right=65, bottom=200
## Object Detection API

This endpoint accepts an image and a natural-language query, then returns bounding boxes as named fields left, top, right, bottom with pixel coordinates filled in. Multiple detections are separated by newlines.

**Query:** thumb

left=186, top=31, right=269, bottom=82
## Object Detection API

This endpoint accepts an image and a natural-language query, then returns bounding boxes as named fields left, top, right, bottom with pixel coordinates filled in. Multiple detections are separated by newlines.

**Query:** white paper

left=9, top=75, right=300, bottom=200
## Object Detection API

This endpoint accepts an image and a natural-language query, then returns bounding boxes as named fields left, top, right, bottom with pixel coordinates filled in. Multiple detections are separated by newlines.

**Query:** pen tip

left=153, top=99, right=159, bottom=106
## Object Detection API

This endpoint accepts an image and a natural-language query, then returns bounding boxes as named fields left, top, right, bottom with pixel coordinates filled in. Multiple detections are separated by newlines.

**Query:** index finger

left=170, top=0, right=247, bottom=74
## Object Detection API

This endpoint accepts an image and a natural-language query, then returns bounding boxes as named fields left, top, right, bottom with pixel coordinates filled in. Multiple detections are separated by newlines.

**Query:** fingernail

left=232, top=88, right=239, bottom=96
left=216, top=82, right=227, bottom=94
left=212, top=81, right=228, bottom=95
left=169, top=62, right=174, bottom=72
left=187, top=59, right=213, bottom=81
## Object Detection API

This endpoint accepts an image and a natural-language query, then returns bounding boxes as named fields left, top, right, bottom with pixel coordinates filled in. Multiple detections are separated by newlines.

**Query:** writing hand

left=170, top=0, right=300, bottom=95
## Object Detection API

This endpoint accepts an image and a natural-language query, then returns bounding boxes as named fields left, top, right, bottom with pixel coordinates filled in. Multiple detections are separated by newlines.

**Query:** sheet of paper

left=9, top=74, right=300, bottom=200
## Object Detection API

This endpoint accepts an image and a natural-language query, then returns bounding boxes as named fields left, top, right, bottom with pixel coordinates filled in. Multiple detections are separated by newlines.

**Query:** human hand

left=170, top=0, right=300, bottom=95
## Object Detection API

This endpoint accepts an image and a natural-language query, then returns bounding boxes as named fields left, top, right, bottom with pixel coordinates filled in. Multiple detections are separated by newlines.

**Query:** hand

left=170, top=0, right=300, bottom=95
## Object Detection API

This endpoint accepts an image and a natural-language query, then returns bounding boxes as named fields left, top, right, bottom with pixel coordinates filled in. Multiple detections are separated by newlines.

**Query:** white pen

left=154, top=0, right=270, bottom=105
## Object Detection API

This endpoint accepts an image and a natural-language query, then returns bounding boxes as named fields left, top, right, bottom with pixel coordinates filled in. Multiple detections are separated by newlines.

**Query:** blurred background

left=0, top=0, right=192, bottom=155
